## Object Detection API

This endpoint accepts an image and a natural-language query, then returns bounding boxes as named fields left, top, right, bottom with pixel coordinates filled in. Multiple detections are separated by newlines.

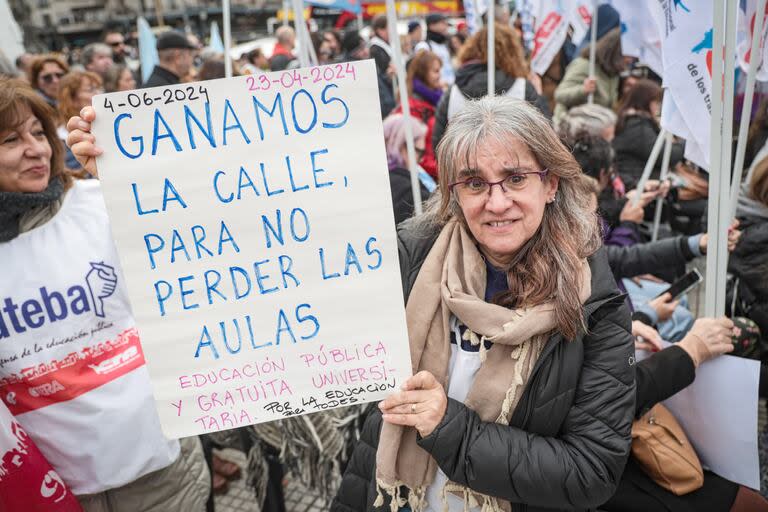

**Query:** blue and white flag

left=137, top=17, right=158, bottom=84
left=737, top=0, right=768, bottom=81
left=653, top=0, right=713, bottom=169
left=608, top=0, right=663, bottom=75
left=209, top=21, right=225, bottom=53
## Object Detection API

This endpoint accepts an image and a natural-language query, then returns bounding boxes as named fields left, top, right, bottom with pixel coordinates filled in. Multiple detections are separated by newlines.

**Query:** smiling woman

left=0, top=77, right=211, bottom=511
left=0, top=79, right=68, bottom=230
left=332, top=97, right=636, bottom=512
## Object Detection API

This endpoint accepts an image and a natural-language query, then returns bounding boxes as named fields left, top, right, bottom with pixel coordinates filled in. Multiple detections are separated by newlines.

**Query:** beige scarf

left=375, top=220, right=591, bottom=512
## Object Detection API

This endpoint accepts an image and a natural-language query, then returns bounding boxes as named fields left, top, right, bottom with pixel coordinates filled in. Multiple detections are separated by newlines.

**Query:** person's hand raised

left=583, top=77, right=597, bottom=95
left=648, top=292, right=679, bottom=322
left=66, top=106, right=102, bottom=177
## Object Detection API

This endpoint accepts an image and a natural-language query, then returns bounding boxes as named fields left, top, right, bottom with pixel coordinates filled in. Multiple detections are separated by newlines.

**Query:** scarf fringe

left=443, top=482, right=506, bottom=512
left=375, top=478, right=427, bottom=512
left=497, top=342, right=530, bottom=424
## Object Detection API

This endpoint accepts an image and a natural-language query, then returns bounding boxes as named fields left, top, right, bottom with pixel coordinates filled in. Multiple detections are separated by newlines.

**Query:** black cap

left=156, top=30, right=195, bottom=51
left=425, top=13, right=447, bottom=26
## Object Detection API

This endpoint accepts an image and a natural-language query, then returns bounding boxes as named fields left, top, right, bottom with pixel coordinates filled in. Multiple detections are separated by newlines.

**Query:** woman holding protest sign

left=0, top=77, right=210, bottom=511
left=332, top=97, right=635, bottom=512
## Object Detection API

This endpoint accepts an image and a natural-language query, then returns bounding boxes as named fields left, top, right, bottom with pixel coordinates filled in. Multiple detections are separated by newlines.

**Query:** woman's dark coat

left=729, top=215, right=768, bottom=346
left=331, top=221, right=636, bottom=512
left=431, top=63, right=551, bottom=151
left=613, top=115, right=684, bottom=191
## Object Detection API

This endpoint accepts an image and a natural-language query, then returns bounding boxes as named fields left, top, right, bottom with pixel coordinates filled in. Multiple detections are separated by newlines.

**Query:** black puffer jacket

left=604, top=234, right=698, bottom=284
left=331, top=221, right=636, bottom=512
left=613, top=115, right=684, bottom=191
left=728, top=215, right=768, bottom=343
left=432, top=63, right=551, bottom=151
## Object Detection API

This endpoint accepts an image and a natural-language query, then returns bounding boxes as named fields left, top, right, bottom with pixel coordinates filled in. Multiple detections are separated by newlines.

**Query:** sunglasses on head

left=40, top=72, right=64, bottom=84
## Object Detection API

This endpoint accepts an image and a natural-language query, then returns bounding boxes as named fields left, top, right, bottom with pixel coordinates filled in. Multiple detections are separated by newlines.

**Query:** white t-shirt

left=424, top=317, right=482, bottom=512
left=0, top=180, right=179, bottom=495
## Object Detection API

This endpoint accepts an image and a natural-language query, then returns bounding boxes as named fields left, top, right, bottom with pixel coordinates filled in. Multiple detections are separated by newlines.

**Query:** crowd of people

left=3, top=3, right=768, bottom=512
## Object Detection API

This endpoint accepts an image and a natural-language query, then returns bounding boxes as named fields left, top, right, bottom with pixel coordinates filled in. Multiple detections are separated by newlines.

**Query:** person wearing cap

left=143, top=30, right=195, bottom=89
left=407, top=21, right=423, bottom=56
left=415, top=13, right=454, bottom=86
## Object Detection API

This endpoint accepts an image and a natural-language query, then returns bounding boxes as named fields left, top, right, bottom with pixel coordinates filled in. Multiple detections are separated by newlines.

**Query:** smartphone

left=655, top=268, right=703, bottom=301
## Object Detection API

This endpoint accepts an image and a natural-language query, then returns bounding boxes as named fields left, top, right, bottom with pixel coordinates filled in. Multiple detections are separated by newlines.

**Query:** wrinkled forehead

left=449, top=133, right=540, bottom=177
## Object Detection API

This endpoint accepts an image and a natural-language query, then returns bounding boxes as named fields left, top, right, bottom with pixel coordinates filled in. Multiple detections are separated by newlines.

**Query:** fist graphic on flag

left=85, top=262, right=118, bottom=318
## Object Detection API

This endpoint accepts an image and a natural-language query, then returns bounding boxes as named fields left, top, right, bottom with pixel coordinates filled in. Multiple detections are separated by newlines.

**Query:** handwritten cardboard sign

left=91, top=60, right=412, bottom=438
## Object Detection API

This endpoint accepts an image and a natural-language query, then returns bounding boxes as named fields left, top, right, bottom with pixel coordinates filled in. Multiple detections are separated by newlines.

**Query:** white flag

left=608, top=0, right=664, bottom=75
left=567, top=0, right=594, bottom=46
left=654, top=0, right=714, bottom=169
left=737, top=0, right=768, bottom=81
left=530, top=0, right=570, bottom=74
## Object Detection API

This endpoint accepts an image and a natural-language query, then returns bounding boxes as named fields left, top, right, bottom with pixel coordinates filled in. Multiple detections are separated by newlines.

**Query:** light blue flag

left=137, top=17, right=158, bottom=83
left=304, top=0, right=361, bottom=14
left=209, top=21, right=225, bottom=53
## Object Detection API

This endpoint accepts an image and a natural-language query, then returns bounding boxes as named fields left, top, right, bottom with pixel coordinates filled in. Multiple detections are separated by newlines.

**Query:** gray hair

left=276, top=26, right=296, bottom=46
left=557, top=103, right=617, bottom=142
left=81, top=43, right=112, bottom=66
left=421, top=95, right=602, bottom=339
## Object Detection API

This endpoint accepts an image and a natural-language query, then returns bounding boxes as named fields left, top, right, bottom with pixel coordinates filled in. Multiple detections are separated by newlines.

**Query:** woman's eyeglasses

left=40, top=72, right=64, bottom=84
left=449, top=169, right=549, bottom=199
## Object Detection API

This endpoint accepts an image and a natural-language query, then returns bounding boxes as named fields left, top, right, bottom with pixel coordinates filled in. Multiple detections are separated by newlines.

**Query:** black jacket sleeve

left=604, top=236, right=695, bottom=281
left=369, top=45, right=391, bottom=76
left=330, top=406, right=382, bottom=511
left=378, top=73, right=395, bottom=119
left=416, top=284, right=636, bottom=509
left=634, top=345, right=695, bottom=418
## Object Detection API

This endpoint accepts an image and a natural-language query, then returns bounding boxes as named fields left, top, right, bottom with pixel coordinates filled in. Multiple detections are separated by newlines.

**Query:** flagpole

left=715, top=0, right=737, bottom=315
left=651, top=131, right=674, bottom=241
left=223, top=0, right=232, bottom=78
left=731, top=0, right=766, bottom=219
left=488, top=18, right=495, bottom=96
left=632, top=128, right=667, bottom=206
left=385, top=0, right=422, bottom=215
left=705, top=0, right=726, bottom=317
left=291, top=0, right=310, bottom=67
left=587, top=1, right=598, bottom=104
left=301, top=19, right=318, bottom=65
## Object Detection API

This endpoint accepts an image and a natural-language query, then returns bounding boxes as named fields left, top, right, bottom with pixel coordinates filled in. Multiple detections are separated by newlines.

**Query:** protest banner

left=653, top=0, right=713, bottom=170
left=90, top=61, right=413, bottom=438
left=529, top=0, right=569, bottom=75
left=607, top=0, right=663, bottom=75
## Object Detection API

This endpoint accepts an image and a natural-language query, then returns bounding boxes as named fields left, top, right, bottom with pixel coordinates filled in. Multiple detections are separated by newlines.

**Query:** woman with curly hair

left=431, top=23, right=550, bottom=154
